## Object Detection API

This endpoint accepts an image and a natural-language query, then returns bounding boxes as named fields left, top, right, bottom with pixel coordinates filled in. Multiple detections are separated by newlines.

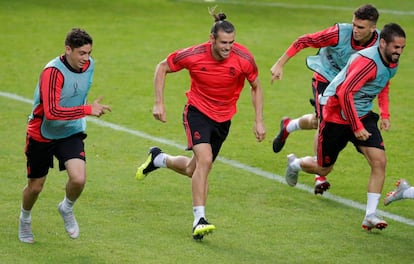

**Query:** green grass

left=1, top=0, right=414, bottom=263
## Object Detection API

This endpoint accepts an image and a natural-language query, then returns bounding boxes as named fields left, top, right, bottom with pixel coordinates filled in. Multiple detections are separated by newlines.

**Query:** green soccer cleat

left=192, top=217, right=216, bottom=241
left=135, top=147, right=162, bottom=180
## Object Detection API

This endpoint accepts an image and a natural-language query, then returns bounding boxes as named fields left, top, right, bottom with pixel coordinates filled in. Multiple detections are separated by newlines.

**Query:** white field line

left=2, top=90, right=414, bottom=227
left=178, top=0, right=414, bottom=16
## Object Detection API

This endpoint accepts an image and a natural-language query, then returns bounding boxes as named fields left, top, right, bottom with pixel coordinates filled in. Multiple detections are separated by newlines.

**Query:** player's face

left=65, top=44, right=92, bottom=71
left=210, top=30, right=235, bottom=61
left=352, top=17, right=376, bottom=45
left=381, top=36, right=406, bottom=64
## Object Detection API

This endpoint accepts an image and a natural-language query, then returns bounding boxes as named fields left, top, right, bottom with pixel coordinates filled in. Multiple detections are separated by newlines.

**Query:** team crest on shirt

left=229, top=67, right=236, bottom=76
left=71, top=82, right=79, bottom=97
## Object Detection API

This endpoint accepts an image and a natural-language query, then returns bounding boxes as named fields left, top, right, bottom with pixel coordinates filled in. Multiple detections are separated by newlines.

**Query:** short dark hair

left=210, top=12, right=235, bottom=38
left=65, top=28, right=93, bottom=49
left=380, top=23, right=406, bottom=43
left=354, top=4, right=379, bottom=24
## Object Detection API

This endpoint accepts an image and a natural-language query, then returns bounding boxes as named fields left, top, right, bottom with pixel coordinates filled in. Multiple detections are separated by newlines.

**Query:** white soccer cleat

left=384, top=179, right=411, bottom=206
left=18, top=217, right=34, bottom=243
left=362, top=214, right=388, bottom=231
left=285, top=154, right=299, bottom=187
left=58, top=202, right=79, bottom=239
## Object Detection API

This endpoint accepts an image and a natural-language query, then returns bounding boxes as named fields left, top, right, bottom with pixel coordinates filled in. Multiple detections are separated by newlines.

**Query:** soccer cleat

left=314, top=176, right=331, bottom=195
left=384, top=179, right=411, bottom=206
left=18, top=217, right=34, bottom=244
left=272, top=117, right=291, bottom=153
left=58, top=202, right=79, bottom=239
left=192, top=217, right=216, bottom=241
left=285, top=154, right=299, bottom=187
left=309, top=98, right=316, bottom=107
left=361, top=214, right=388, bottom=231
left=135, top=147, right=162, bottom=180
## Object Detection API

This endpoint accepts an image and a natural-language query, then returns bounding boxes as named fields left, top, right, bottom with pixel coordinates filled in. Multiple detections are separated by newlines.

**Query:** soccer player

left=18, top=28, right=112, bottom=243
left=284, top=23, right=406, bottom=231
left=384, top=179, right=414, bottom=205
left=135, top=7, right=266, bottom=240
left=270, top=4, right=380, bottom=195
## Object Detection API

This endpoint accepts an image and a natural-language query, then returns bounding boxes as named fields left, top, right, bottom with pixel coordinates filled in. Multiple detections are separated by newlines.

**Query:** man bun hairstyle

left=208, top=6, right=235, bottom=38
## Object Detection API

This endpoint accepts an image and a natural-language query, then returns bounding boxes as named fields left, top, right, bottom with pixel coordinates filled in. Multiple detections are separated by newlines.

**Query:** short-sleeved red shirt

left=167, top=41, right=258, bottom=122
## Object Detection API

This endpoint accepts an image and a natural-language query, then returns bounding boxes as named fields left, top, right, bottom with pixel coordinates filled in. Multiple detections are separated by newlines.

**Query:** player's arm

left=377, top=81, right=391, bottom=130
left=337, top=56, right=377, bottom=135
left=249, top=78, right=266, bottom=142
left=270, top=24, right=340, bottom=83
left=153, top=59, right=173, bottom=122
left=41, top=67, right=92, bottom=120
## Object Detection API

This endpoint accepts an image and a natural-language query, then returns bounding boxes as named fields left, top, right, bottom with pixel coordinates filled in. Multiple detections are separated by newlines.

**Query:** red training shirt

left=167, top=41, right=258, bottom=123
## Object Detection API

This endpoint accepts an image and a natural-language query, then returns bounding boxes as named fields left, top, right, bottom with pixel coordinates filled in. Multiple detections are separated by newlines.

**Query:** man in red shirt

left=135, top=8, right=266, bottom=240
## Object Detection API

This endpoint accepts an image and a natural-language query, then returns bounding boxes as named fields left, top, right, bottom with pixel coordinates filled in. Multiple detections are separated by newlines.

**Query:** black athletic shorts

left=183, top=104, right=231, bottom=161
left=25, top=132, right=87, bottom=178
left=311, top=77, right=329, bottom=119
left=318, top=112, right=384, bottom=167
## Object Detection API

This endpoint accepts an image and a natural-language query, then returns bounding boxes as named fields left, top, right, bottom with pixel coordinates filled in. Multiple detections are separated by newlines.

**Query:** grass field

left=1, top=0, right=414, bottom=263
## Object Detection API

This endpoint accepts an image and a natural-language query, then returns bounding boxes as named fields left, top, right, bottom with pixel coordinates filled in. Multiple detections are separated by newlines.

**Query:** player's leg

left=312, top=78, right=331, bottom=194
left=19, top=138, right=53, bottom=243
left=272, top=113, right=317, bottom=153
left=56, top=133, right=88, bottom=239
left=285, top=121, right=344, bottom=187
left=192, top=115, right=231, bottom=240
left=359, top=146, right=388, bottom=230
left=358, top=113, right=388, bottom=230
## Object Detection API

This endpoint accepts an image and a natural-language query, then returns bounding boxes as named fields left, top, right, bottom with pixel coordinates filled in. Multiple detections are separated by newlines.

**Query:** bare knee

left=299, top=113, right=318, bottom=130
left=69, top=175, right=86, bottom=188
left=191, top=155, right=213, bottom=177
left=370, top=158, right=387, bottom=171
left=26, top=179, right=45, bottom=195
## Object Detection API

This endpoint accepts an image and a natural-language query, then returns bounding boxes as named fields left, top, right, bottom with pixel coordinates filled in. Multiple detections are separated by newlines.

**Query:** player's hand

left=152, top=103, right=166, bottom=123
left=380, top=119, right=390, bottom=131
left=270, top=62, right=283, bottom=84
left=354, top=128, right=371, bottom=141
left=91, top=96, right=112, bottom=117
left=254, top=121, right=266, bottom=142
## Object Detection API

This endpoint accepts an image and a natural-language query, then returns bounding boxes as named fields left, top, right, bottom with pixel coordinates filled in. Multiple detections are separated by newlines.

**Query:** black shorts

left=317, top=112, right=384, bottom=167
left=183, top=104, right=231, bottom=161
left=25, top=133, right=87, bottom=178
left=311, top=77, right=329, bottom=119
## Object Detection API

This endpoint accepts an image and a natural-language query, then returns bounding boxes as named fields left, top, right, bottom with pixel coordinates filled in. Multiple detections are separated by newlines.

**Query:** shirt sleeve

left=377, top=81, right=390, bottom=119
left=40, top=67, right=91, bottom=120
left=336, top=55, right=377, bottom=132
left=286, top=24, right=340, bottom=57
left=166, top=48, right=189, bottom=72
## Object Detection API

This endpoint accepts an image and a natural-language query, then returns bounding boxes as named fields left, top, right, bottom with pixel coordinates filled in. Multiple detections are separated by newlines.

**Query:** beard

left=385, top=52, right=400, bottom=63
